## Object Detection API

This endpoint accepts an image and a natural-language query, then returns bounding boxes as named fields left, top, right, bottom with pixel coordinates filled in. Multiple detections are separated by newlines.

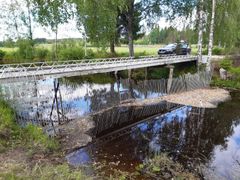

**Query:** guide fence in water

left=0, top=71, right=212, bottom=127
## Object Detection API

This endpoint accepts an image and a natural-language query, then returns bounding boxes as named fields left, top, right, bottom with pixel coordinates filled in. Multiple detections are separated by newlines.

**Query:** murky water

left=0, top=73, right=168, bottom=126
left=0, top=64, right=203, bottom=127
left=67, top=91, right=240, bottom=179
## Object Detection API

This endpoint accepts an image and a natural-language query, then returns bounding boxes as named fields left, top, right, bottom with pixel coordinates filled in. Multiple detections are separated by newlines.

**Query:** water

left=67, top=91, right=240, bottom=179
left=0, top=73, right=168, bottom=125
left=0, top=67, right=208, bottom=127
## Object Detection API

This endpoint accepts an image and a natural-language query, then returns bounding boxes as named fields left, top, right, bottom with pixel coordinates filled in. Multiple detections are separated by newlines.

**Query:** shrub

left=230, top=67, right=240, bottom=80
left=85, top=49, right=95, bottom=59
left=202, top=48, right=208, bottom=55
left=212, top=47, right=224, bottom=55
left=16, top=39, right=35, bottom=61
left=0, top=99, right=19, bottom=152
left=22, top=124, right=59, bottom=151
left=2, top=51, right=19, bottom=62
left=220, top=59, right=233, bottom=71
left=0, top=50, right=6, bottom=60
left=35, top=48, right=49, bottom=60
left=58, top=47, right=85, bottom=60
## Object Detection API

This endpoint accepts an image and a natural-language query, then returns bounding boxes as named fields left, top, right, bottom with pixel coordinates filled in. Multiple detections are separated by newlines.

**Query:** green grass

left=0, top=47, right=18, bottom=52
left=0, top=98, right=59, bottom=153
left=0, top=44, right=207, bottom=58
left=0, top=163, right=87, bottom=180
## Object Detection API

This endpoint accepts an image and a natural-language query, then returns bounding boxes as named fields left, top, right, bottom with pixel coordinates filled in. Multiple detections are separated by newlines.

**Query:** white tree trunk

left=207, top=0, right=216, bottom=71
left=197, top=0, right=204, bottom=64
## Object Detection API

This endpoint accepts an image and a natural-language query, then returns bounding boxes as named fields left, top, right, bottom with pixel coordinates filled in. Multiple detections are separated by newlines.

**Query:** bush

left=202, top=48, right=208, bottom=55
left=220, top=59, right=233, bottom=71
left=0, top=50, right=6, bottom=60
left=2, top=51, right=20, bottom=63
left=35, top=48, right=49, bottom=60
left=0, top=99, right=19, bottom=152
left=16, top=39, right=35, bottom=61
left=58, top=47, right=85, bottom=60
left=22, top=124, right=59, bottom=151
left=202, top=47, right=225, bottom=56
left=212, top=47, right=224, bottom=55
left=85, top=49, right=95, bottom=59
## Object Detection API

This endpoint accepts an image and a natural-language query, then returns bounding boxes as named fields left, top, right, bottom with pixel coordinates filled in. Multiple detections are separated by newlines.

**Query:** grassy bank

left=0, top=98, right=58, bottom=153
left=0, top=98, right=74, bottom=179
left=211, top=58, right=240, bottom=89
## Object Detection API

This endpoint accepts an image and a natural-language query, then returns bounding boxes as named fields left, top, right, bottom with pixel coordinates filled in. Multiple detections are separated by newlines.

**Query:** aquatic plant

left=137, top=154, right=199, bottom=179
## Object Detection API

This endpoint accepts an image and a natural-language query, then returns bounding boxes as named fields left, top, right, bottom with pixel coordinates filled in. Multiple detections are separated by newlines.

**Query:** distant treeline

left=135, top=27, right=196, bottom=45
left=0, top=38, right=85, bottom=48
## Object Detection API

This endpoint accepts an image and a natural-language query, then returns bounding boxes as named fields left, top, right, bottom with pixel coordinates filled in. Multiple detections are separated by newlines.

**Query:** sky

left=0, top=0, right=172, bottom=41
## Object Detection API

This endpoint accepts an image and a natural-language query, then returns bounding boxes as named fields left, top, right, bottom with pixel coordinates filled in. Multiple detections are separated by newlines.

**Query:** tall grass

left=0, top=98, right=59, bottom=153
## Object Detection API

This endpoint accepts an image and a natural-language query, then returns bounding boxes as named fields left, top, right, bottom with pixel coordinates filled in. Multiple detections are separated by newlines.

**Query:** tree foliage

left=73, top=0, right=125, bottom=49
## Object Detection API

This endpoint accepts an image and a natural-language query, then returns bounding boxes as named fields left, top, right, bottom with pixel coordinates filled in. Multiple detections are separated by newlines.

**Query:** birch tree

left=197, top=0, right=204, bottom=64
left=207, top=0, right=216, bottom=71
left=0, top=0, right=23, bottom=39
left=32, top=0, right=72, bottom=60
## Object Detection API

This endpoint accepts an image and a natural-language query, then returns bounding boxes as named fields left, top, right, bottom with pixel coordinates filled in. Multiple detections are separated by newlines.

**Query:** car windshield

left=164, top=44, right=176, bottom=49
left=181, top=44, right=188, bottom=48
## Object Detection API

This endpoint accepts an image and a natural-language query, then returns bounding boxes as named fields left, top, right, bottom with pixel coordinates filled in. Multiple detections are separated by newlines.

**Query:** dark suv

left=158, top=42, right=191, bottom=55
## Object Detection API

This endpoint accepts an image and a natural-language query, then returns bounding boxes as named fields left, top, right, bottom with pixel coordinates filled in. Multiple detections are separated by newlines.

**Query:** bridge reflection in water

left=67, top=92, right=240, bottom=179
left=0, top=71, right=211, bottom=128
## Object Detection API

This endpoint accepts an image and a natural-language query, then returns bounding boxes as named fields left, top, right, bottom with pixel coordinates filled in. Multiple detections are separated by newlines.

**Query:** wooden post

left=144, top=67, right=148, bottom=98
left=144, top=67, right=148, bottom=80
left=167, top=65, right=174, bottom=94
left=128, top=69, right=132, bottom=79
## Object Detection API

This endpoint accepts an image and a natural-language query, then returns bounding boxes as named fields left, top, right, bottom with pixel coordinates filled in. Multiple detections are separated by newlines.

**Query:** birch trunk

left=55, top=28, right=58, bottom=61
left=26, top=0, right=33, bottom=41
left=127, top=0, right=135, bottom=57
left=197, top=0, right=204, bottom=64
left=207, top=0, right=216, bottom=71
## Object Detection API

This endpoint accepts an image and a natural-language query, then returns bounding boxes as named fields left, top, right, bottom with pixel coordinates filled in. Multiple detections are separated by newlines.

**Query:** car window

left=165, top=44, right=176, bottom=48
left=181, top=44, right=188, bottom=48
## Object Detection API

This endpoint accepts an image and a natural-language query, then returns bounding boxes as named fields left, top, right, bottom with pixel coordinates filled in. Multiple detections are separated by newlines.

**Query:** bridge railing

left=0, top=55, right=198, bottom=79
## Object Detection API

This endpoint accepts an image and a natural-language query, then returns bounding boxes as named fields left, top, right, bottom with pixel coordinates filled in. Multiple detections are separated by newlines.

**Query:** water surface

left=67, top=91, right=240, bottom=179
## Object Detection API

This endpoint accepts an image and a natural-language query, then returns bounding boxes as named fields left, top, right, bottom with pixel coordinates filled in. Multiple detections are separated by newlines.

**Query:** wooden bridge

left=0, top=55, right=198, bottom=83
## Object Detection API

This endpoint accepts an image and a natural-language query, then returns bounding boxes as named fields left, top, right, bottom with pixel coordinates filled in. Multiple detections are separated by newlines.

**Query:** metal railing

left=0, top=55, right=198, bottom=82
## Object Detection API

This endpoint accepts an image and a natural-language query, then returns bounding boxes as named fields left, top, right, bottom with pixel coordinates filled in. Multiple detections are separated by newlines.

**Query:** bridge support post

left=144, top=67, right=148, bottom=80
left=128, top=69, right=132, bottom=79
left=167, top=65, right=174, bottom=94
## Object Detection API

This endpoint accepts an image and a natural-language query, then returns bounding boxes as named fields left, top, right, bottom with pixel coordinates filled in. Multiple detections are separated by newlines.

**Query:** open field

left=37, top=43, right=163, bottom=55
left=0, top=44, right=199, bottom=56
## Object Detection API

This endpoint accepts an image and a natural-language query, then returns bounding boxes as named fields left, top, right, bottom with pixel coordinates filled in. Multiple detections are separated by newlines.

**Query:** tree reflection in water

left=67, top=92, right=240, bottom=179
